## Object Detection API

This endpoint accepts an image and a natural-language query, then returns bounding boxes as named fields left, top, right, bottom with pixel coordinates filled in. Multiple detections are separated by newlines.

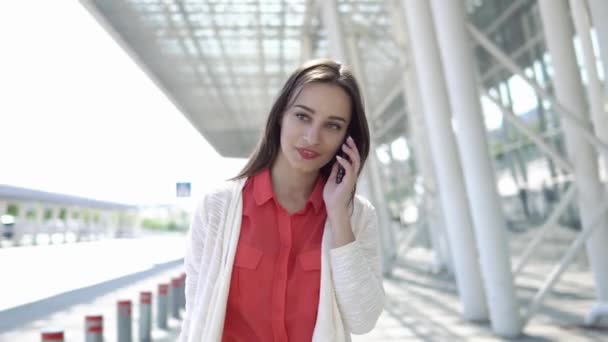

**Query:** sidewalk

left=0, top=232, right=186, bottom=312
left=354, top=245, right=607, bottom=341
left=2, top=229, right=606, bottom=341
left=0, top=263, right=186, bottom=341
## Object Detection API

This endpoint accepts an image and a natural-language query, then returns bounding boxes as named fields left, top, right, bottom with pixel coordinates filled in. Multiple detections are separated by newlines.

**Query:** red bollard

left=41, top=329, right=64, bottom=342
left=157, top=283, right=169, bottom=329
left=117, top=300, right=132, bottom=342
left=139, top=291, right=152, bottom=342
left=170, top=277, right=181, bottom=319
left=85, top=315, right=103, bottom=342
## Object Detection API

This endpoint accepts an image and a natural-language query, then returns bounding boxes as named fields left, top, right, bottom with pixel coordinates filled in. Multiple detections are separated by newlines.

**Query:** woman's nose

left=304, top=126, right=321, bottom=145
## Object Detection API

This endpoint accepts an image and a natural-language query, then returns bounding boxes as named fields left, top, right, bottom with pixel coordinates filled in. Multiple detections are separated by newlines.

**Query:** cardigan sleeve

left=178, top=194, right=208, bottom=342
left=329, top=204, right=385, bottom=334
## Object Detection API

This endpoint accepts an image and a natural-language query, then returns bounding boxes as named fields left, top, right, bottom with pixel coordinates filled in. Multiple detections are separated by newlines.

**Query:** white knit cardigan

left=178, top=177, right=385, bottom=342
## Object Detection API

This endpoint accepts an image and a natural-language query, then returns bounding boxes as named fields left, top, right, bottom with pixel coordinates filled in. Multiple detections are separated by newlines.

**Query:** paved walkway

left=2, top=227, right=607, bottom=341
left=354, top=226, right=608, bottom=342
left=0, top=264, right=185, bottom=341
left=0, top=232, right=185, bottom=312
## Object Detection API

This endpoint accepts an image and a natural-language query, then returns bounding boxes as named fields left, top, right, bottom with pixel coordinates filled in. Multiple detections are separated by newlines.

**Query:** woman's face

left=278, top=82, right=352, bottom=174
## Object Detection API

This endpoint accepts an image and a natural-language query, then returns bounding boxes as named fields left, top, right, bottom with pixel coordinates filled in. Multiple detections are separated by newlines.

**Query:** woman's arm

left=329, top=204, right=385, bottom=334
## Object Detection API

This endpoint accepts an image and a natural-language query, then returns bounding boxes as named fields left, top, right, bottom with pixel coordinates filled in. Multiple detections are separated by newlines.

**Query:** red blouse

left=221, top=168, right=327, bottom=342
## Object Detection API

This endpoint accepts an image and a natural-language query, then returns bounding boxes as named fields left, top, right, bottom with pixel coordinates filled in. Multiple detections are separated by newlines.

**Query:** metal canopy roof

left=81, top=0, right=402, bottom=158
left=81, top=0, right=546, bottom=158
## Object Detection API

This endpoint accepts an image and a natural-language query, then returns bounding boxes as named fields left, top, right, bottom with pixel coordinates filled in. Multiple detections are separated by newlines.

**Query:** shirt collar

left=253, top=168, right=325, bottom=214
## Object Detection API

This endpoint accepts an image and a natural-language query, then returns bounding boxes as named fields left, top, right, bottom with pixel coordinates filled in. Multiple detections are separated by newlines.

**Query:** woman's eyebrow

left=294, top=104, right=315, bottom=113
left=294, top=104, right=347, bottom=123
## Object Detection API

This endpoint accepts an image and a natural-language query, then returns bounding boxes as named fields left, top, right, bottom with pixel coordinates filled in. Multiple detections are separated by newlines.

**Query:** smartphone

left=335, top=138, right=351, bottom=184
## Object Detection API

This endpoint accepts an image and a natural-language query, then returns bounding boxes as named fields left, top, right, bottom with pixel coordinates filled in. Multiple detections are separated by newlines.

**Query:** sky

left=0, top=1, right=246, bottom=207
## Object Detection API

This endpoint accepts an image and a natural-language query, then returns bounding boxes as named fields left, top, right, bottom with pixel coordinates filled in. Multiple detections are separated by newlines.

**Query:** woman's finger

left=342, top=141, right=361, bottom=175
left=328, top=159, right=339, bottom=180
left=346, top=136, right=362, bottom=174
left=336, top=155, right=354, bottom=177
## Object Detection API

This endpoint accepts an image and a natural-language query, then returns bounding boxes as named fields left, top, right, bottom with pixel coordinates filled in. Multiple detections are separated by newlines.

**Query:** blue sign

left=176, top=182, right=191, bottom=197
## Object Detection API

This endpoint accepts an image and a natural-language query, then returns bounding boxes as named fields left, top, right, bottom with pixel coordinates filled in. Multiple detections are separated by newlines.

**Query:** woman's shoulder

left=206, top=179, right=239, bottom=197
left=195, top=178, right=246, bottom=211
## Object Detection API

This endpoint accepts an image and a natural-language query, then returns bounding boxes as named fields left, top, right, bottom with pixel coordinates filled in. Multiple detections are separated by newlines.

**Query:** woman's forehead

left=289, top=83, right=352, bottom=119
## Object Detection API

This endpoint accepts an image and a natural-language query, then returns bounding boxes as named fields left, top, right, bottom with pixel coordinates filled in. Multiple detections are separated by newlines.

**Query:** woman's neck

left=270, top=154, right=318, bottom=203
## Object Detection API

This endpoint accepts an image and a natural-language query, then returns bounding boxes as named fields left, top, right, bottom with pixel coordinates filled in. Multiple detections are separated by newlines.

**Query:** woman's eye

left=295, top=113, right=309, bottom=121
left=328, top=123, right=342, bottom=130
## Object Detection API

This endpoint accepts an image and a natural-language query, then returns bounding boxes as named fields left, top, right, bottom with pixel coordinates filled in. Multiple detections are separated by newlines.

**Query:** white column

left=388, top=0, right=452, bottom=273
left=320, top=0, right=397, bottom=274
left=33, top=203, right=43, bottom=245
left=346, top=35, right=398, bottom=275
left=13, top=201, right=27, bottom=246
left=403, top=0, right=488, bottom=321
left=20, top=202, right=35, bottom=245
left=429, top=0, right=521, bottom=336
left=361, top=148, right=398, bottom=276
left=320, top=0, right=347, bottom=62
left=407, top=92, right=453, bottom=273
left=0, top=200, right=6, bottom=247
left=49, top=206, right=60, bottom=244
left=300, top=32, right=313, bottom=63
left=539, top=0, right=608, bottom=302
left=588, top=0, right=608, bottom=93
left=570, top=0, right=608, bottom=170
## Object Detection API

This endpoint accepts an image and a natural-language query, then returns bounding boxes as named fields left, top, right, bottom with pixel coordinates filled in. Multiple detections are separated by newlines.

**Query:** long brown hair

left=230, top=58, right=370, bottom=185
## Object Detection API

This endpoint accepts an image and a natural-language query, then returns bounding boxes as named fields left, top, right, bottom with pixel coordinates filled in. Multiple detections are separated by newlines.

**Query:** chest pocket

left=233, top=244, right=263, bottom=269
left=230, top=244, right=263, bottom=304
left=295, top=248, right=322, bottom=317
left=298, top=248, right=321, bottom=271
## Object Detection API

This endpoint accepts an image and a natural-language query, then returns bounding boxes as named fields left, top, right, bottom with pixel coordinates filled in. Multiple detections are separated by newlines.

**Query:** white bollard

left=117, top=300, right=132, bottom=342
left=157, top=284, right=168, bottom=330
left=139, top=292, right=152, bottom=342
left=180, top=272, right=186, bottom=311
left=170, top=277, right=180, bottom=320
left=85, top=315, right=103, bottom=342
left=40, top=329, right=64, bottom=342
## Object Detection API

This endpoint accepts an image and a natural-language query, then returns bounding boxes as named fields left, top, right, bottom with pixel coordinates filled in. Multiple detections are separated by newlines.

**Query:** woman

left=179, top=58, right=385, bottom=342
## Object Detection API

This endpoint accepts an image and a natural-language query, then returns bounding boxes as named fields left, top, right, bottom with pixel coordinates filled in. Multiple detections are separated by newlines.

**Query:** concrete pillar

left=346, top=35, right=398, bottom=275
left=33, top=203, right=43, bottom=245
left=430, top=0, right=521, bottom=336
left=300, top=0, right=315, bottom=64
left=403, top=0, right=488, bottom=321
left=22, top=202, right=36, bottom=245
left=570, top=0, right=608, bottom=172
left=539, top=0, right=608, bottom=302
left=320, top=0, right=347, bottom=62
left=101, top=210, right=110, bottom=236
left=301, top=32, right=313, bottom=63
left=405, top=88, right=452, bottom=274
left=0, top=200, right=6, bottom=247
left=12, top=201, right=26, bottom=246
left=50, top=206, right=62, bottom=244
left=388, top=0, right=452, bottom=274
left=320, top=0, right=397, bottom=274
left=587, top=0, right=608, bottom=97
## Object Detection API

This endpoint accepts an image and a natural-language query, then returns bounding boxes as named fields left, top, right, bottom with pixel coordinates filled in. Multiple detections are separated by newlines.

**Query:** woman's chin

left=293, top=159, right=322, bottom=173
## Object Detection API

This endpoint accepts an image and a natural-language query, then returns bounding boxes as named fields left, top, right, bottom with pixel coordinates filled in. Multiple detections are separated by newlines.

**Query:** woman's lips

left=297, top=148, right=320, bottom=160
